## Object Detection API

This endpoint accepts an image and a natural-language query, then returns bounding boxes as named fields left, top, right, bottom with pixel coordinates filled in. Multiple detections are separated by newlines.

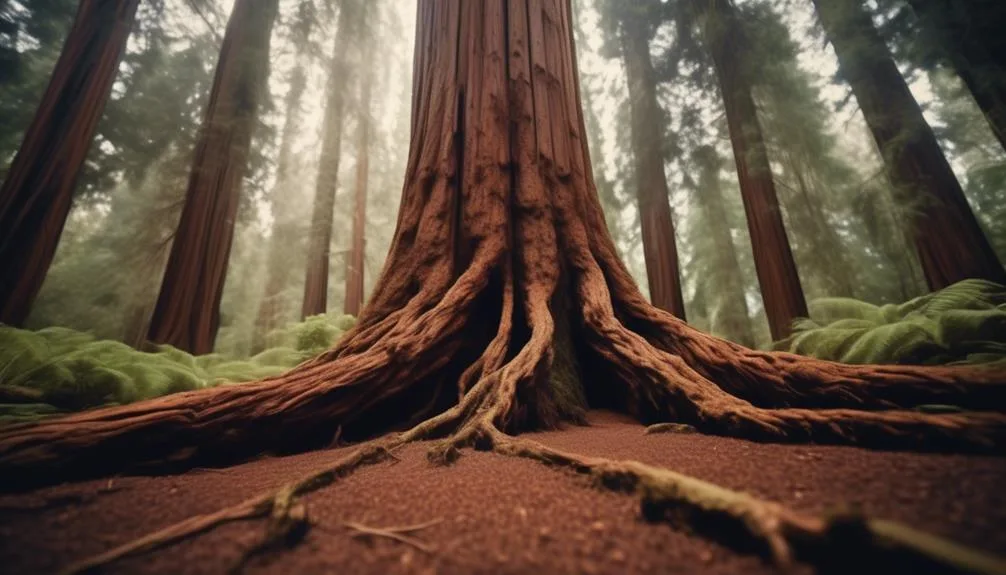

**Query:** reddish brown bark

left=813, top=0, right=1006, bottom=290
left=0, top=0, right=1004, bottom=489
left=618, top=10, right=687, bottom=320
left=252, top=64, right=308, bottom=352
left=302, top=0, right=358, bottom=319
left=0, top=0, right=139, bottom=326
left=146, top=0, right=278, bottom=354
left=697, top=0, right=807, bottom=341
left=343, top=62, right=373, bottom=317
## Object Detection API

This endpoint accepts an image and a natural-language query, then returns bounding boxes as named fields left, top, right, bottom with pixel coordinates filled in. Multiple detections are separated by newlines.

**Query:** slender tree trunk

left=905, top=0, right=1006, bottom=153
left=0, top=0, right=139, bottom=326
left=146, top=0, right=279, bottom=354
left=619, top=11, right=687, bottom=319
left=697, top=0, right=807, bottom=340
left=252, top=64, right=308, bottom=352
left=343, top=65, right=373, bottom=317
left=692, top=145, right=755, bottom=347
left=813, top=0, right=1006, bottom=290
left=302, top=1, right=358, bottom=319
left=3, top=0, right=1003, bottom=491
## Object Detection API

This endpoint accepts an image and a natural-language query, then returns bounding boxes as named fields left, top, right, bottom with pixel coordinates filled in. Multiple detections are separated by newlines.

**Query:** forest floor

left=0, top=411, right=1004, bottom=574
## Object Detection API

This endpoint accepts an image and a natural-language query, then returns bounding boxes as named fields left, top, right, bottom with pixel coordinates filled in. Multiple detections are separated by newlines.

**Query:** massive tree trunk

left=1, top=0, right=1004, bottom=493
left=813, top=0, right=1006, bottom=290
left=252, top=64, right=309, bottom=352
left=343, top=61, right=373, bottom=317
left=302, top=1, right=358, bottom=319
left=0, top=0, right=139, bottom=326
left=905, top=0, right=1006, bottom=153
left=618, top=9, right=687, bottom=319
left=145, top=0, right=279, bottom=355
left=696, top=0, right=807, bottom=341
left=692, top=145, right=756, bottom=348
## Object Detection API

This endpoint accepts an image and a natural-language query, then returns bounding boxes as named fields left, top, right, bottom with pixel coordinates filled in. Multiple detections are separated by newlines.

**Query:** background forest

left=1, top=0, right=1004, bottom=415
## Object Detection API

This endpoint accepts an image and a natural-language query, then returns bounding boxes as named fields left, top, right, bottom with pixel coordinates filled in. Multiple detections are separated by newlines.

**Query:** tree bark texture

left=343, top=56, right=373, bottom=317
left=906, top=0, right=1006, bottom=153
left=145, top=0, right=279, bottom=354
left=1, top=0, right=1004, bottom=488
left=813, top=0, right=1006, bottom=290
left=698, top=0, right=808, bottom=341
left=252, top=63, right=309, bottom=352
left=301, top=0, right=358, bottom=319
left=619, top=10, right=687, bottom=320
left=0, top=0, right=139, bottom=326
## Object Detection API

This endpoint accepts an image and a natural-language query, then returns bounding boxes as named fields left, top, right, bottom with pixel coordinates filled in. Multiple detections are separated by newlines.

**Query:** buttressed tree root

left=2, top=1, right=1005, bottom=573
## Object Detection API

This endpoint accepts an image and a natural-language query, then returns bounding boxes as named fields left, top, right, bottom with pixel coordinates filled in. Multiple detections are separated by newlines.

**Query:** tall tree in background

left=302, top=0, right=358, bottom=318
left=903, top=0, right=1006, bottom=152
left=4, top=0, right=1002, bottom=493
left=344, top=5, right=375, bottom=317
left=812, top=0, right=1006, bottom=290
left=146, top=0, right=279, bottom=354
left=615, top=2, right=687, bottom=319
left=694, top=0, right=807, bottom=340
left=689, top=145, right=755, bottom=347
left=252, top=0, right=316, bottom=352
left=0, top=0, right=139, bottom=326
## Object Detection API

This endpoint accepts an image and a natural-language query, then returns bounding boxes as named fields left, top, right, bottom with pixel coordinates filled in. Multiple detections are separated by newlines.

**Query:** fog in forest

left=2, top=0, right=1004, bottom=356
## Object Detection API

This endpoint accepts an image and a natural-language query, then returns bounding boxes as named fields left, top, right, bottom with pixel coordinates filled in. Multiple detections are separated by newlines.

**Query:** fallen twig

left=343, top=518, right=442, bottom=553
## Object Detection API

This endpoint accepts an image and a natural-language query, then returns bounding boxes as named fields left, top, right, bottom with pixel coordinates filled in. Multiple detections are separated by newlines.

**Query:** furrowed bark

left=812, top=0, right=1006, bottom=290
left=0, top=0, right=139, bottom=326
left=147, top=0, right=279, bottom=354
left=696, top=0, right=808, bottom=341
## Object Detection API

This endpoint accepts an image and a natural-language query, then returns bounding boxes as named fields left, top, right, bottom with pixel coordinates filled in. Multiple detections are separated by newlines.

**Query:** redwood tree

left=2, top=6, right=1005, bottom=570
left=695, top=0, right=807, bottom=340
left=904, top=0, right=1006, bottom=153
left=145, top=0, right=279, bottom=354
left=0, top=0, right=139, bottom=326
left=691, top=145, right=756, bottom=348
left=813, top=0, right=1006, bottom=290
left=617, top=3, right=687, bottom=319
left=343, top=51, right=374, bottom=317
left=252, top=1, right=316, bottom=352
left=302, top=0, right=358, bottom=318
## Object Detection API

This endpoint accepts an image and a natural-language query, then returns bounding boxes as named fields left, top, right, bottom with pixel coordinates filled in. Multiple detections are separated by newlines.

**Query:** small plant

left=773, top=280, right=1006, bottom=365
left=0, top=313, right=355, bottom=422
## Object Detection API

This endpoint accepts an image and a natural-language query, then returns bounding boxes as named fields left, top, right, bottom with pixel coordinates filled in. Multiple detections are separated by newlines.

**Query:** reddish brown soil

left=0, top=411, right=1003, bottom=574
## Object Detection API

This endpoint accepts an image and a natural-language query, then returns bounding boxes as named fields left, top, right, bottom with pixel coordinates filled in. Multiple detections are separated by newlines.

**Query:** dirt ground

left=0, top=411, right=1003, bottom=574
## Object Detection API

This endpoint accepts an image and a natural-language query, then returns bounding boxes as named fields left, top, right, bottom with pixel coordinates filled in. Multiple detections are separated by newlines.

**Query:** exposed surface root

left=51, top=420, right=1006, bottom=575
left=485, top=429, right=1006, bottom=575
left=644, top=422, right=697, bottom=435
left=56, top=441, right=401, bottom=575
